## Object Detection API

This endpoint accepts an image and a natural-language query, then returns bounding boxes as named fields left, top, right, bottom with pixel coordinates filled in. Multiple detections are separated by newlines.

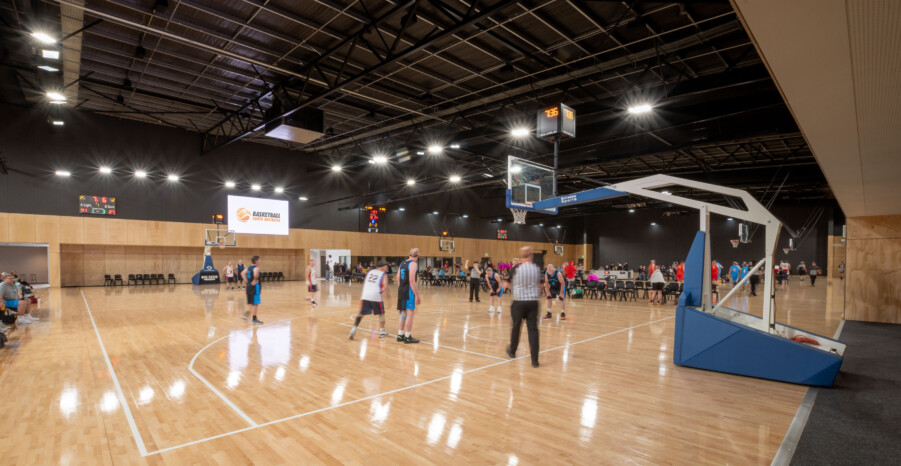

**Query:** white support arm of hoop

left=532, top=174, right=781, bottom=333
left=204, top=245, right=212, bottom=257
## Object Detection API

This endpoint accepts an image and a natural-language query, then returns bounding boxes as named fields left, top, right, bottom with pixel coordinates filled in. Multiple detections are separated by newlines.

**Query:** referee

left=504, top=246, right=543, bottom=367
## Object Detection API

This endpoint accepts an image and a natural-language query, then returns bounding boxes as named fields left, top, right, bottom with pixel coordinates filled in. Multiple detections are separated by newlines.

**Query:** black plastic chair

left=624, top=281, right=637, bottom=301
left=168, top=273, right=176, bottom=284
left=135, top=274, right=144, bottom=285
left=635, top=281, right=646, bottom=299
left=611, top=281, right=626, bottom=301
left=585, top=280, right=600, bottom=299
left=104, top=274, right=114, bottom=286
left=114, top=274, right=124, bottom=286
left=127, top=274, right=137, bottom=285
left=277, top=272, right=285, bottom=281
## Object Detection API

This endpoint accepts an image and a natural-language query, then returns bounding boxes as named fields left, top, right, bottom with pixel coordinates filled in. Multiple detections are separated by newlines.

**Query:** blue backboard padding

left=529, top=187, right=626, bottom=210
left=674, top=306, right=843, bottom=386
left=680, top=231, right=706, bottom=308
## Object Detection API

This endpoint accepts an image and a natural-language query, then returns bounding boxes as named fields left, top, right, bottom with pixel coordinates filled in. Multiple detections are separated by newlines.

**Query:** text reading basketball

left=227, top=195, right=289, bottom=235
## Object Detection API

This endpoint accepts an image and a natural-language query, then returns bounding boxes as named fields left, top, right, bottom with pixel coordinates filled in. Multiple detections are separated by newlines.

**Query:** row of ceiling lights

left=53, top=167, right=310, bottom=201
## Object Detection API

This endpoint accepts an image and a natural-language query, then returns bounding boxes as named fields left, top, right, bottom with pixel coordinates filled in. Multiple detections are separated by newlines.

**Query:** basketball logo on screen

left=236, top=207, right=252, bottom=222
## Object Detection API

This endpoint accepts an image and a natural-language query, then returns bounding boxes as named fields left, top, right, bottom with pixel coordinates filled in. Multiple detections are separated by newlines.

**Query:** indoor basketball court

left=2, top=0, right=900, bottom=464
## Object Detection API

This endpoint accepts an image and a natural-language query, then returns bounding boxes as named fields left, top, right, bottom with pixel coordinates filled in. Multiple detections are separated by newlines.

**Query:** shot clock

left=536, top=103, right=576, bottom=139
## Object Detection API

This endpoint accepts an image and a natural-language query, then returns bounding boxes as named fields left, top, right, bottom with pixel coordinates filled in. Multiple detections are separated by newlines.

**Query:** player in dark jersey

left=544, top=264, right=567, bottom=320
left=486, top=267, right=503, bottom=316
left=236, top=260, right=245, bottom=289
left=243, top=255, right=263, bottom=324
left=396, top=248, right=421, bottom=344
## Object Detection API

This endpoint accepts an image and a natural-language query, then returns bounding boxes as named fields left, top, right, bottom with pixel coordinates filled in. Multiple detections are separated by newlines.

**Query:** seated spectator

left=2, top=272, right=37, bottom=326
left=587, top=271, right=600, bottom=282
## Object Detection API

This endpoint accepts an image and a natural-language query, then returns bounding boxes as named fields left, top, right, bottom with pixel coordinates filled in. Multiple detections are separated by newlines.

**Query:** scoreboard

left=497, top=229, right=508, bottom=240
left=79, top=195, right=117, bottom=216
left=536, top=103, right=576, bottom=139
left=365, top=206, right=386, bottom=232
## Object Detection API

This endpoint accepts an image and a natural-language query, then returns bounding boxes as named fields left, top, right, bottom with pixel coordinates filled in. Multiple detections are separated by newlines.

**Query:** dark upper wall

left=580, top=203, right=835, bottom=272
left=0, top=104, right=571, bottom=243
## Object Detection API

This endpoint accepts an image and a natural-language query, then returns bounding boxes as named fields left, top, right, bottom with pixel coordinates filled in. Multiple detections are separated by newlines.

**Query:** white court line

left=337, top=322, right=506, bottom=360
left=143, top=314, right=674, bottom=456
left=463, top=321, right=628, bottom=343
left=80, top=291, right=149, bottom=457
left=188, top=348, right=259, bottom=427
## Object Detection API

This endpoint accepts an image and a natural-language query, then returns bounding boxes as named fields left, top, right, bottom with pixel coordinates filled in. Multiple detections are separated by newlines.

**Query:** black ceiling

left=0, top=0, right=832, bottom=214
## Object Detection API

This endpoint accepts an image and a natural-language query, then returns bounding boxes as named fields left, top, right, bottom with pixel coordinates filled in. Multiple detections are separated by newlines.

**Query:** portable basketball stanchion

left=507, top=155, right=845, bottom=386
left=192, top=229, right=236, bottom=285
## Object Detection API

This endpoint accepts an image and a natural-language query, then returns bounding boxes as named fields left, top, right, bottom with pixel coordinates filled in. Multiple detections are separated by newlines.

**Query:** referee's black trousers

left=510, top=300, right=539, bottom=364
left=469, top=277, right=480, bottom=301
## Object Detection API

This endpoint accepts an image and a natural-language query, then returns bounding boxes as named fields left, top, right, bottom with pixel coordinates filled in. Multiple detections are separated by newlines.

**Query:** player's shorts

left=548, top=288, right=565, bottom=301
left=489, top=282, right=500, bottom=296
left=4, top=300, right=19, bottom=309
left=246, top=284, right=261, bottom=305
left=237, top=273, right=245, bottom=282
left=360, top=300, right=385, bottom=316
left=308, top=284, right=319, bottom=292
left=652, top=282, right=665, bottom=291
left=397, top=288, right=415, bottom=311
left=226, top=276, right=235, bottom=283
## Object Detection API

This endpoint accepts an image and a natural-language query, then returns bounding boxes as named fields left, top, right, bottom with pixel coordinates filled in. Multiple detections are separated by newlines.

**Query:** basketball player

left=396, top=248, right=421, bottom=344
left=486, top=266, right=503, bottom=315
left=730, top=261, right=741, bottom=287
left=243, top=256, right=263, bottom=325
left=543, top=264, right=567, bottom=320
left=306, top=259, right=318, bottom=305
left=224, top=261, right=235, bottom=290
left=349, top=261, right=391, bottom=340
left=236, top=259, right=245, bottom=289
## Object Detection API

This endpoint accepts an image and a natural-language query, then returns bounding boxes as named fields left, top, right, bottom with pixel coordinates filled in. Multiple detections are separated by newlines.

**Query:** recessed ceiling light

left=31, top=32, right=56, bottom=44
left=134, top=170, right=147, bottom=178
left=651, top=222, right=657, bottom=226
left=99, top=166, right=112, bottom=174
left=629, top=209, right=635, bottom=213
left=727, top=217, right=734, bottom=221
left=167, top=174, right=179, bottom=182
left=427, top=145, right=442, bottom=155
left=628, top=103, right=653, bottom=115
left=539, top=223, right=544, bottom=227
left=225, top=181, right=236, bottom=188
left=416, top=151, right=425, bottom=155
left=556, top=225, right=561, bottom=228
left=299, top=196, right=308, bottom=201
left=52, top=120, right=64, bottom=126
left=432, top=211, right=438, bottom=215
left=46, top=91, right=66, bottom=101
left=510, top=165, right=522, bottom=174
left=37, top=65, right=59, bottom=72
left=481, top=173, right=494, bottom=178
left=274, top=187, right=284, bottom=193
left=331, top=165, right=342, bottom=172
left=511, top=127, right=529, bottom=137
left=462, top=214, right=469, bottom=218
left=399, top=207, right=405, bottom=211
left=372, top=155, right=388, bottom=164
left=55, top=170, right=70, bottom=177
left=251, top=184, right=261, bottom=191
left=406, top=179, right=415, bottom=186
left=662, top=191, right=672, bottom=195
left=449, top=175, right=461, bottom=183
left=42, top=49, right=59, bottom=59
left=449, top=144, right=460, bottom=149
left=497, top=218, right=503, bottom=222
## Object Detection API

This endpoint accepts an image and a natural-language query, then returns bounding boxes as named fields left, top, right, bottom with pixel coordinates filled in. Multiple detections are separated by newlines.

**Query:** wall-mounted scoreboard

left=79, top=195, right=117, bottom=216
left=536, top=103, right=576, bottom=139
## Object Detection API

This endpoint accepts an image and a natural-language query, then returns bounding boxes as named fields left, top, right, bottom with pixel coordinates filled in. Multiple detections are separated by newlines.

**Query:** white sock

left=405, top=331, right=411, bottom=338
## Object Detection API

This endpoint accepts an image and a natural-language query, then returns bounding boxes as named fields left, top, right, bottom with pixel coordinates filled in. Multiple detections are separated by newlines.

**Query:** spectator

left=711, top=261, right=720, bottom=284
left=809, top=262, right=821, bottom=286
left=648, top=260, right=657, bottom=276
left=749, top=263, right=761, bottom=296
left=2, top=272, right=36, bottom=325
left=675, top=261, right=685, bottom=284
left=649, top=267, right=665, bottom=305
left=587, top=271, right=599, bottom=283
left=838, top=261, right=845, bottom=280
left=465, top=259, right=482, bottom=303
left=563, top=261, right=577, bottom=286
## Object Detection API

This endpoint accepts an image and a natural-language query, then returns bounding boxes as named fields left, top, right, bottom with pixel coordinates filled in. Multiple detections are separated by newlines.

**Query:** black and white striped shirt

left=511, top=261, right=542, bottom=301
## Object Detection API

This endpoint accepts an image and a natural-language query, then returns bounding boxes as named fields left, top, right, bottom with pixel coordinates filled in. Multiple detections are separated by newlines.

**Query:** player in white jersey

left=349, top=261, right=391, bottom=340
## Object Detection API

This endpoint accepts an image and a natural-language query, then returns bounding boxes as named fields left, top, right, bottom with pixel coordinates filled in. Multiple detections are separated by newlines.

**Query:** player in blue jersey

left=396, top=248, right=422, bottom=344
left=543, top=264, right=567, bottom=321
left=486, top=266, right=503, bottom=316
left=243, top=256, right=263, bottom=325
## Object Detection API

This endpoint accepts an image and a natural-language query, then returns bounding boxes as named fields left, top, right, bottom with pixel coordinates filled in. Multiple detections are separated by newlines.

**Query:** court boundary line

left=463, top=321, right=629, bottom=343
left=771, top=320, right=845, bottom=466
left=80, top=291, right=149, bottom=456
left=143, top=314, right=674, bottom=456
left=337, top=322, right=507, bottom=360
left=188, top=348, right=259, bottom=427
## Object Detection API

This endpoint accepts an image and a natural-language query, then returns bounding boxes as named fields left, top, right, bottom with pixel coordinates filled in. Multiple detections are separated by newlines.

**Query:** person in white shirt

left=224, top=262, right=235, bottom=290
left=349, top=261, right=391, bottom=340
left=306, top=260, right=319, bottom=305
left=649, top=268, right=666, bottom=305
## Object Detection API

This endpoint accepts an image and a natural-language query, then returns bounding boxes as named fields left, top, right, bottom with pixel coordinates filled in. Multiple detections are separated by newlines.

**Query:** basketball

left=235, top=207, right=251, bottom=222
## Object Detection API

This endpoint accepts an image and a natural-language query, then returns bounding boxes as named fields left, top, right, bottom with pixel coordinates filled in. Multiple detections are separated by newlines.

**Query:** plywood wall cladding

left=845, top=215, right=901, bottom=323
left=4, top=214, right=588, bottom=287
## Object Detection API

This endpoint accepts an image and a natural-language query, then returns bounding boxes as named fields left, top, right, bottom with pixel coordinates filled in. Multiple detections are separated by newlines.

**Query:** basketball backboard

left=205, top=229, right=237, bottom=247
left=506, top=155, right=558, bottom=214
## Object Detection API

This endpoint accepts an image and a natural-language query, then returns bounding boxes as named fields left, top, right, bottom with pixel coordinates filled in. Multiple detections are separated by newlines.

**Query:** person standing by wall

left=465, top=259, right=482, bottom=303
left=649, top=267, right=666, bottom=305
left=838, top=262, right=845, bottom=280
left=504, top=247, right=543, bottom=368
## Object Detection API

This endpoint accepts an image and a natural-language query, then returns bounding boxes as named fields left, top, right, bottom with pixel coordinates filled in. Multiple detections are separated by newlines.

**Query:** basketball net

left=218, top=239, right=226, bottom=249
left=730, top=239, right=740, bottom=248
left=511, top=208, right=528, bottom=225
left=783, top=248, right=790, bottom=254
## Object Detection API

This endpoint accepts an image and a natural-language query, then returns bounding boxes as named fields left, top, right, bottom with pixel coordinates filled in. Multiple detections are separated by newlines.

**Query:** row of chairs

left=103, top=274, right=176, bottom=285
left=259, top=272, right=285, bottom=282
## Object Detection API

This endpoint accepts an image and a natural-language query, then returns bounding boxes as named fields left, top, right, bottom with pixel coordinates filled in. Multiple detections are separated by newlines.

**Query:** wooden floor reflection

left=0, top=278, right=844, bottom=464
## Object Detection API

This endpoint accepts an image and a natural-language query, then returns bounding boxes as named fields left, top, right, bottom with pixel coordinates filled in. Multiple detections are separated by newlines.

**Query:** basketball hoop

left=730, top=239, right=739, bottom=248
left=218, top=239, right=226, bottom=249
left=783, top=248, right=790, bottom=254
left=511, top=208, right=528, bottom=225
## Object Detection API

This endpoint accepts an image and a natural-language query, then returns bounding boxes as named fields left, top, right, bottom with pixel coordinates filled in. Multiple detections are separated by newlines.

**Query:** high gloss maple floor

left=0, top=277, right=844, bottom=465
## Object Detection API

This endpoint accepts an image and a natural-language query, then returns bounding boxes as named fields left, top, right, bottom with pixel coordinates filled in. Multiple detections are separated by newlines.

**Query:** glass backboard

left=506, top=155, right=558, bottom=214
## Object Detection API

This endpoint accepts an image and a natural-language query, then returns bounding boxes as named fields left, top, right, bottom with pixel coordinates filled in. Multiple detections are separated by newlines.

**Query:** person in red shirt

left=676, top=261, right=685, bottom=283
left=563, top=261, right=577, bottom=286
left=711, top=262, right=719, bottom=282
left=648, top=260, right=657, bottom=276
